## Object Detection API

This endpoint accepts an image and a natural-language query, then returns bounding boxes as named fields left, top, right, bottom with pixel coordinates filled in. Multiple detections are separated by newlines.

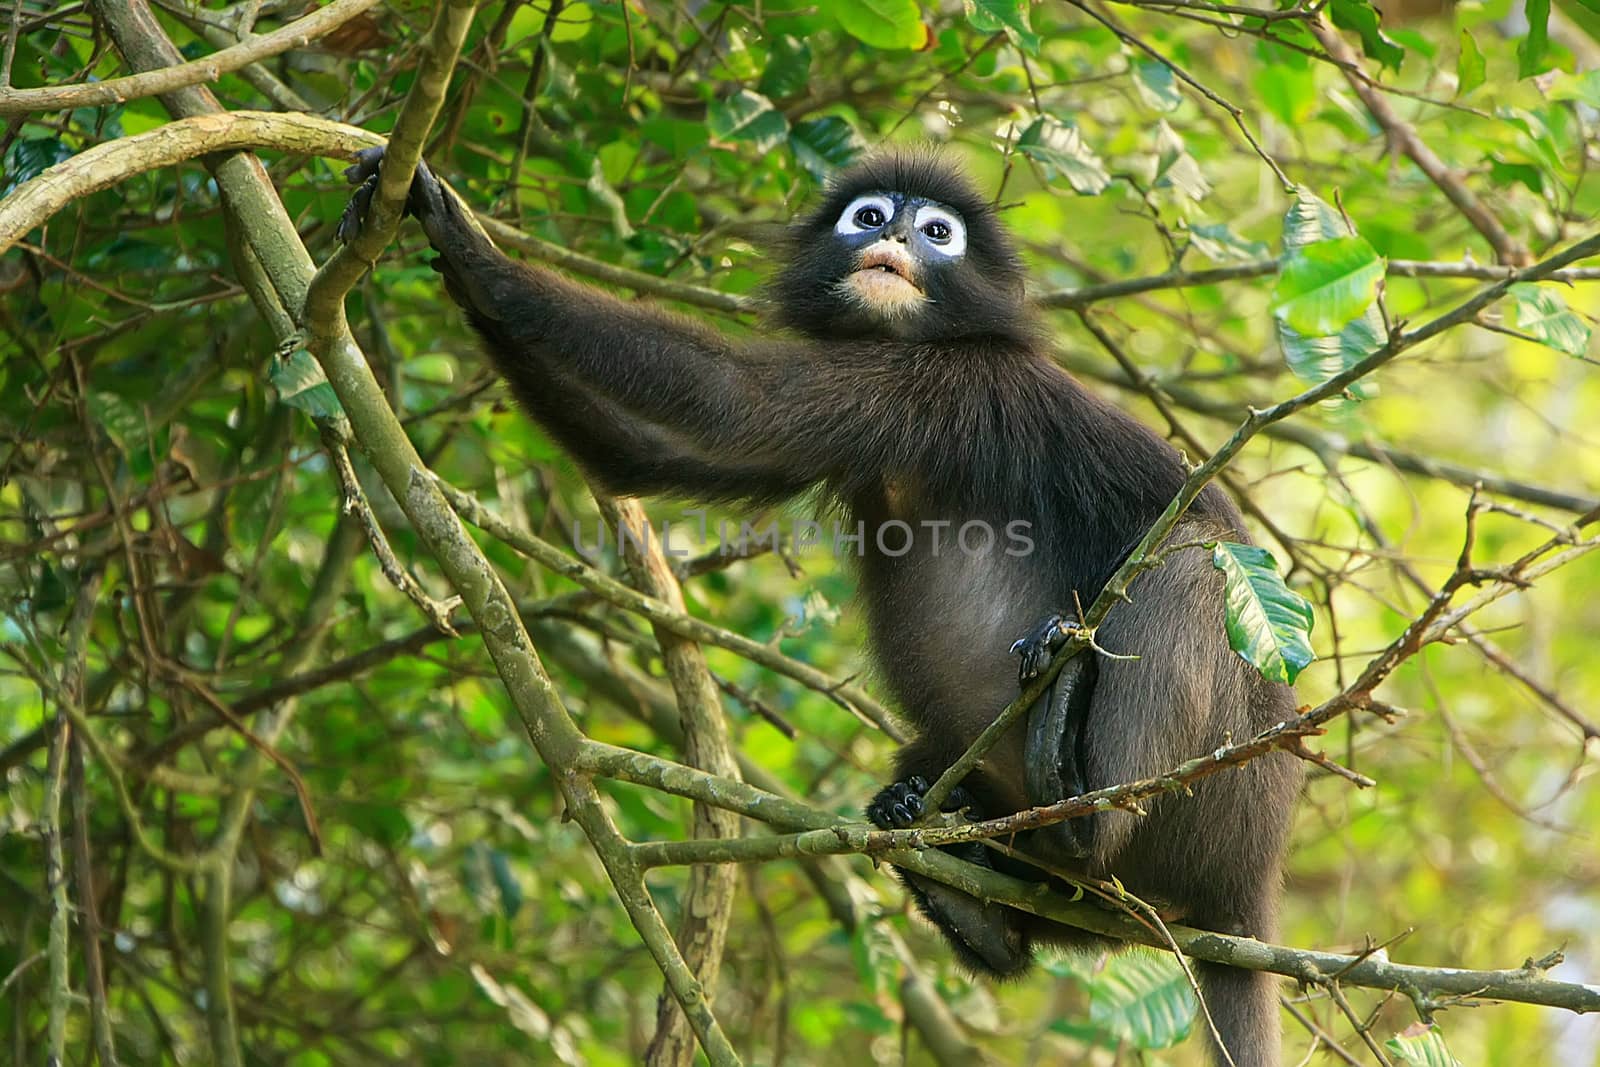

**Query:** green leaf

left=270, top=346, right=346, bottom=420
left=707, top=90, right=790, bottom=155
left=1016, top=116, right=1111, bottom=195
left=1544, top=69, right=1600, bottom=106
left=1272, top=236, right=1385, bottom=336
left=1486, top=157, right=1544, bottom=194
left=1519, top=0, right=1551, bottom=78
left=2, top=137, right=72, bottom=196
left=1153, top=121, right=1209, bottom=202
left=827, top=0, right=928, bottom=51
left=759, top=36, right=812, bottom=100
left=586, top=156, right=634, bottom=239
left=469, top=963, right=552, bottom=1039
left=1456, top=30, right=1485, bottom=97
left=1086, top=951, right=1197, bottom=1048
left=963, top=0, right=1040, bottom=55
left=720, top=28, right=761, bottom=81
left=1212, top=542, right=1316, bottom=685
left=1386, top=1025, right=1463, bottom=1067
left=790, top=117, right=865, bottom=180
left=1509, top=283, right=1592, bottom=357
left=1278, top=315, right=1382, bottom=394
left=548, top=1, right=592, bottom=42
left=1329, top=0, right=1405, bottom=71
left=1273, top=192, right=1383, bottom=392
left=488, top=848, right=524, bottom=920
left=1188, top=223, right=1269, bottom=263
left=1133, top=60, right=1183, bottom=113
left=1281, top=186, right=1348, bottom=249
left=86, top=392, right=151, bottom=455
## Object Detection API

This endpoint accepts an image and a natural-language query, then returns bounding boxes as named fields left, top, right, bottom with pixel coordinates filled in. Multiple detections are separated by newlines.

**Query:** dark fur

left=342, top=148, right=1301, bottom=1066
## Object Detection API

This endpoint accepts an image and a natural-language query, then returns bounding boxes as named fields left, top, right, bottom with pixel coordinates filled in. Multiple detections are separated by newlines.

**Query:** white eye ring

left=835, top=194, right=895, bottom=236
left=913, top=204, right=966, bottom=258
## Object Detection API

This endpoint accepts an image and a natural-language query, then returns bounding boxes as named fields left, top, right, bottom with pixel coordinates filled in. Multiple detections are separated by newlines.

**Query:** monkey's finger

left=344, top=145, right=386, bottom=186
left=336, top=173, right=379, bottom=244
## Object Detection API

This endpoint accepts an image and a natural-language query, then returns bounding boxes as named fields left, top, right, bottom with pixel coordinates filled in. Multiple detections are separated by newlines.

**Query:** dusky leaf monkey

left=339, top=146, right=1300, bottom=1066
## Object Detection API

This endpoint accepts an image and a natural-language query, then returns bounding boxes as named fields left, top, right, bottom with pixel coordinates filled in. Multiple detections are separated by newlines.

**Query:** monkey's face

left=830, top=191, right=968, bottom=323
left=771, top=153, right=1034, bottom=345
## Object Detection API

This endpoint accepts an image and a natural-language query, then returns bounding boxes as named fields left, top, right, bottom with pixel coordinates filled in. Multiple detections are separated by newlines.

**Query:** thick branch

left=0, top=110, right=381, bottom=253
left=603, top=498, right=741, bottom=1067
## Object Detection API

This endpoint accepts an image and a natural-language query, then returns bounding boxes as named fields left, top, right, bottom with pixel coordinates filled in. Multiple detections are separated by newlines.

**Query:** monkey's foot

left=1010, top=612, right=1077, bottom=685
left=867, top=778, right=979, bottom=829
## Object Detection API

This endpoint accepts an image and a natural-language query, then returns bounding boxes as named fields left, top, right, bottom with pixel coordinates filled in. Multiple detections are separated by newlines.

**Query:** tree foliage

left=2, top=1, right=1599, bottom=1065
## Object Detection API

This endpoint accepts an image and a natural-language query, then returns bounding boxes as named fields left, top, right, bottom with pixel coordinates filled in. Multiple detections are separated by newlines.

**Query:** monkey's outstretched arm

left=341, top=148, right=866, bottom=494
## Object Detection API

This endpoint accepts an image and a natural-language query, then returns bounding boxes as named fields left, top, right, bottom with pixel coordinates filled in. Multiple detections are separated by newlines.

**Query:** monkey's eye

left=835, top=194, right=895, bottom=237
left=913, top=205, right=967, bottom=257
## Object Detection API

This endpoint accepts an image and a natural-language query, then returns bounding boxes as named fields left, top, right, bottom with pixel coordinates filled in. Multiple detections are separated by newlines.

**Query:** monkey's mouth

left=846, top=246, right=924, bottom=311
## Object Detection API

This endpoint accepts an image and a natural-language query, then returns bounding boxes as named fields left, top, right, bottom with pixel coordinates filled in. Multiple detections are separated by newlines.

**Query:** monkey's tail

left=1194, top=962, right=1280, bottom=1067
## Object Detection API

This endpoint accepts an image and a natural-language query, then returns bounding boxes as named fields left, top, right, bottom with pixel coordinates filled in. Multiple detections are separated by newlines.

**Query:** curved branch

left=0, top=0, right=381, bottom=115
left=0, top=110, right=381, bottom=253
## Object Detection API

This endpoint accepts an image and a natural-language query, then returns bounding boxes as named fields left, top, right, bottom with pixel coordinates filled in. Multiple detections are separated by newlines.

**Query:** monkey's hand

left=338, top=145, right=502, bottom=318
left=336, top=145, right=453, bottom=245
left=1010, top=612, right=1076, bottom=686
left=867, top=777, right=980, bottom=829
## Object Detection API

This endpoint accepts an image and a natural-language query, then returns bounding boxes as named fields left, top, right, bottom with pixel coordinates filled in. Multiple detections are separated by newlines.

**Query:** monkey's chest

left=857, top=534, right=1054, bottom=735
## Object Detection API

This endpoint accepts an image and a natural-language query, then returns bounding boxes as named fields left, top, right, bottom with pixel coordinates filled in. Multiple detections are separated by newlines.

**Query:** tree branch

left=0, top=0, right=380, bottom=115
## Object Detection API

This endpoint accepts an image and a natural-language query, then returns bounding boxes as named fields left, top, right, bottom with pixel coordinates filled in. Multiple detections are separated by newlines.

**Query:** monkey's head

left=772, top=152, right=1033, bottom=344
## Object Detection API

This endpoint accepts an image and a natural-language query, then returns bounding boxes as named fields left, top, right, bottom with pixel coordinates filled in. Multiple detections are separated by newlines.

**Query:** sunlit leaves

left=791, top=117, right=866, bottom=179
left=760, top=35, right=812, bottom=100
left=1188, top=223, right=1268, bottom=263
left=1134, top=60, right=1183, bottom=112
left=1272, top=235, right=1385, bottom=336
left=1212, top=542, right=1316, bottom=685
left=1277, top=316, right=1383, bottom=395
left=826, top=0, right=929, bottom=50
left=707, top=89, right=789, bottom=154
left=1086, top=951, right=1198, bottom=1047
left=1017, top=116, right=1111, bottom=195
left=964, top=0, right=1039, bottom=55
left=1456, top=30, right=1486, bottom=96
left=1509, top=283, right=1592, bottom=357
left=1153, top=121, right=1209, bottom=202
left=1281, top=187, right=1346, bottom=247
left=586, top=156, right=634, bottom=239
left=1, top=136, right=71, bottom=196
left=1329, top=0, right=1404, bottom=71
left=269, top=346, right=346, bottom=420
left=1273, top=189, right=1385, bottom=391
left=470, top=963, right=560, bottom=1045
left=1519, top=0, right=1552, bottom=78
left=1386, top=1025, right=1463, bottom=1067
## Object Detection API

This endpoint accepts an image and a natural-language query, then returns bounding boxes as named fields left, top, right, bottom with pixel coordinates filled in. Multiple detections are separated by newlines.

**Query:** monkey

left=338, top=146, right=1301, bottom=1066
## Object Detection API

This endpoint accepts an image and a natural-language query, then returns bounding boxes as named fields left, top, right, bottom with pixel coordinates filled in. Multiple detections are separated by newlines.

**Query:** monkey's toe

left=1011, top=611, right=1072, bottom=685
